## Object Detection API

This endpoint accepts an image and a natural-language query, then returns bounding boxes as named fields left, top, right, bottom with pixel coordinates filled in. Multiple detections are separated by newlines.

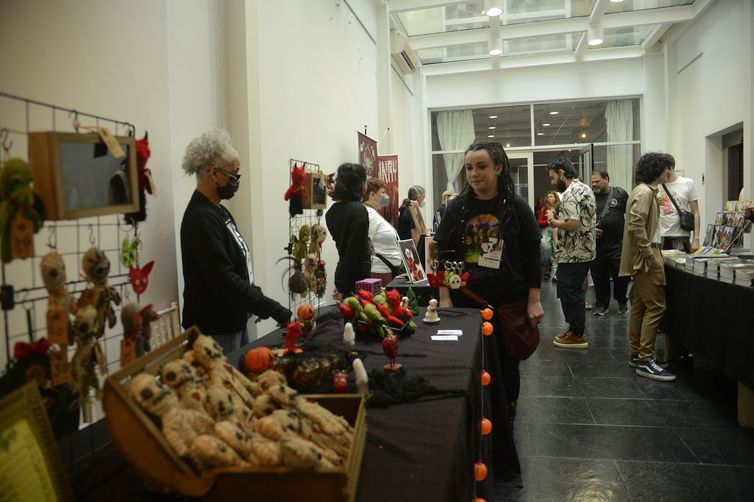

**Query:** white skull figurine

left=449, top=274, right=462, bottom=290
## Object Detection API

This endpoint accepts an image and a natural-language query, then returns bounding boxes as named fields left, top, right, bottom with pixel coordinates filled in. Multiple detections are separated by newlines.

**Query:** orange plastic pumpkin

left=481, top=321, right=493, bottom=336
left=478, top=418, right=492, bottom=435
left=473, top=498, right=486, bottom=502
left=480, top=370, right=491, bottom=386
left=297, top=303, right=315, bottom=321
left=244, top=346, right=274, bottom=374
left=481, top=308, right=493, bottom=321
left=474, top=461, right=488, bottom=481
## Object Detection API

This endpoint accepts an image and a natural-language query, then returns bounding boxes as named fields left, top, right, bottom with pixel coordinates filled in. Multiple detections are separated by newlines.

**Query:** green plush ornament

left=406, top=287, right=419, bottom=316
left=291, top=224, right=311, bottom=266
left=0, top=158, right=43, bottom=263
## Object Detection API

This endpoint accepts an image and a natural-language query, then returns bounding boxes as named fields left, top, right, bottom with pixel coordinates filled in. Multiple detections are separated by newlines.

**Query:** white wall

left=0, top=0, right=228, bottom=367
left=425, top=58, right=646, bottom=110
left=666, top=0, right=751, bottom=233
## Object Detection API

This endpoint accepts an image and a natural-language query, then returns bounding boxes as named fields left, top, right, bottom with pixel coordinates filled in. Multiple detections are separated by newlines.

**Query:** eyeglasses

left=215, top=166, right=241, bottom=184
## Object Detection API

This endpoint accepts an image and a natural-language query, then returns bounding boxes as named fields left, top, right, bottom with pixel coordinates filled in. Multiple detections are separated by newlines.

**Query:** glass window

left=532, top=98, right=639, bottom=146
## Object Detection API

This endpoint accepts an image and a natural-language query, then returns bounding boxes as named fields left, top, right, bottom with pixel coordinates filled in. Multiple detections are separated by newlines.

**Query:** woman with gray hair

left=397, top=185, right=427, bottom=246
left=180, top=129, right=291, bottom=353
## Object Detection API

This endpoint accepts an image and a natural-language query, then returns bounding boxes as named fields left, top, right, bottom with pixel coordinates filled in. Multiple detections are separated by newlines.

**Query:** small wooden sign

left=10, top=211, right=34, bottom=259
left=98, top=127, right=125, bottom=159
left=50, top=351, right=72, bottom=387
left=302, top=172, right=327, bottom=210
left=120, top=338, right=137, bottom=368
left=46, top=304, right=69, bottom=346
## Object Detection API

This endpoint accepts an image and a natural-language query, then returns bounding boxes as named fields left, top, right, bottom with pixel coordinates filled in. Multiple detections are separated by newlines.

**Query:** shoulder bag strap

left=599, top=187, right=614, bottom=222
left=662, top=184, right=683, bottom=214
left=375, top=253, right=401, bottom=276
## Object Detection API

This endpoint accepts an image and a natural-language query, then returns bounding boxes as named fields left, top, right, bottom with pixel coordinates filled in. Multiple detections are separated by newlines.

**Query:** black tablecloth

left=69, top=307, right=519, bottom=501
left=232, top=306, right=519, bottom=502
left=665, top=265, right=754, bottom=389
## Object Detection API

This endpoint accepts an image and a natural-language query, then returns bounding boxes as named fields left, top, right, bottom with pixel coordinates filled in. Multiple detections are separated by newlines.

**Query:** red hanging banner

left=377, top=155, right=399, bottom=228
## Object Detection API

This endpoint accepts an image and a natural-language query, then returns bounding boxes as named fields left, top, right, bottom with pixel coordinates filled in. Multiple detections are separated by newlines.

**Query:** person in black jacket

left=180, top=129, right=291, bottom=353
left=435, top=141, right=543, bottom=424
left=325, top=163, right=371, bottom=300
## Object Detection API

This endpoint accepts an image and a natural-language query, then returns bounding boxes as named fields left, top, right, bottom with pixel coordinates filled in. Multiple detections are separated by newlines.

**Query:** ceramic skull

left=130, top=373, right=178, bottom=416
left=449, top=274, right=462, bottom=289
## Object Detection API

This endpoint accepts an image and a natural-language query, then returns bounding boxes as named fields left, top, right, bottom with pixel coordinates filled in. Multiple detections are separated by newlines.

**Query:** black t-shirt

left=397, top=206, right=415, bottom=241
left=594, top=187, right=628, bottom=243
left=435, top=192, right=541, bottom=306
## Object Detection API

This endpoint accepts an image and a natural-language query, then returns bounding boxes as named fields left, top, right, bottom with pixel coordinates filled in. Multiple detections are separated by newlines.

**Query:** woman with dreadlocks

left=435, top=142, right=543, bottom=427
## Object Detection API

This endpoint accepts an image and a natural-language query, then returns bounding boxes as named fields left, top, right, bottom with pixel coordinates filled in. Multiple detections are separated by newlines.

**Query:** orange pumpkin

left=474, top=461, right=488, bottom=481
left=297, top=303, right=315, bottom=321
left=480, top=308, right=494, bottom=321
left=480, top=370, right=491, bottom=386
left=244, top=346, right=274, bottom=374
left=481, top=321, right=494, bottom=336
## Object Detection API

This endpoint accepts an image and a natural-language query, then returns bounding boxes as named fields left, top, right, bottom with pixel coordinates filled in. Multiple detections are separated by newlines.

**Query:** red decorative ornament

left=382, top=334, right=402, bottom=372
left=129, top=261, right=155, bottom=295
left=14, top=338, right=50, bottom=361
left=481, top=308, right=494, bottom=321
left=245, top=347, right=274, bottom=374
left=478, top=418, right=492, bottom=435
left=283, top=321, right=304, bottom=353
left=474, top=461, right=488, bottom=481
left=480, top=370, right=491, bottom=386
left=297, top=303, right=315, bottom=321
left=481, top=322, right=494, bottom=336
left=332, top=371, right=348, bottom=393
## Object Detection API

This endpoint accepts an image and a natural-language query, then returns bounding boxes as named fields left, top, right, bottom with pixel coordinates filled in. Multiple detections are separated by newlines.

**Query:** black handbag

left=662, top=184, right=695, bottom=232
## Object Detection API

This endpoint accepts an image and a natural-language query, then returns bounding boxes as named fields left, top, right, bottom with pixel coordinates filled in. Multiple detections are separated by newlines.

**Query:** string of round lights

left=471, top=306, right=496, bottom=502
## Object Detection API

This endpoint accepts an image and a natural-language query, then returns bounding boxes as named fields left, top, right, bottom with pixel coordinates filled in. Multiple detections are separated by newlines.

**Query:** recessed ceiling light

left=489, top=115, right=498, bottom=119
left=580, top=133, right=587, bottom=138
left=483, top=7, right=503, bottom=17
left=543, top=123, right=551, bottom=127
left=505, top=143, right=510, bottom=148
left=488, top=134, right=495, bottom=138
left=549, top=111, right=559, bottom=115
left=488, top=126, right=496, bottom=130
left=488, top=48, right=503, bottom=56
left=609, top=0, right=624, bottom=3
left=536, top=132, right=544, bottom=136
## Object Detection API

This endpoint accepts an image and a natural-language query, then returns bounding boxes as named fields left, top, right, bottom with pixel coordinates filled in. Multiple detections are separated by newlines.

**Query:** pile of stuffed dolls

left=129, top=334, right=354, bottom=473
left=338, top=289, right=416, bottom=338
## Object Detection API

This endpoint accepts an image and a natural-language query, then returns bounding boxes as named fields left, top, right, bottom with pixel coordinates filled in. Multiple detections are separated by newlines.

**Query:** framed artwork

left=398, top=239, right=427, bottom=283
left=357, top=132, right=377, bottom=178
left=302, top=172, right=327, bottom=210
left=28, top=131, right=139, bottom=220
left=0, top=382, right=74, bottom=501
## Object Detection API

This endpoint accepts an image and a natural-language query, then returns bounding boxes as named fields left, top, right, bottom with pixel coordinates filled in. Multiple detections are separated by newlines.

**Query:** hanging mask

left=379, top=193, right=390, bottom=208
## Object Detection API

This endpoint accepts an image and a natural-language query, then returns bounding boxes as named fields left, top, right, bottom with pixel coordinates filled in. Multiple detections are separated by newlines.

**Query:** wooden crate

left=103, top=327, right=367, bottom=501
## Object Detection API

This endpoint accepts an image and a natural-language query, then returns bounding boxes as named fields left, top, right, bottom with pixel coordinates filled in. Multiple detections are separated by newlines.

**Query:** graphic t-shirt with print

left=553, top=178, right=596, bottom=263
left=653, top=176, right=699, bottom=241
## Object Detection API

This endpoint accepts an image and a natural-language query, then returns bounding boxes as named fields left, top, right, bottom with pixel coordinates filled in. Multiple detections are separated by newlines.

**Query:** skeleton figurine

left=160, top=359, right=209, bottom=414
left=71, top=306, right=107, bottom=422
left=193, top=334, right=259, bottom=406
left=40, top=251, right=74, bottom=345
left=77, top=247, right=121, bottom=338
left=130, top=373, right=214, bottom=458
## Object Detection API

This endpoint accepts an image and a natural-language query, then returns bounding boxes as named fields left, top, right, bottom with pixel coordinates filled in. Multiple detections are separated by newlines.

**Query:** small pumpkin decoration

left=297, top=303, right=314, bottom=321
left=244, top=346, right=275, bottom=374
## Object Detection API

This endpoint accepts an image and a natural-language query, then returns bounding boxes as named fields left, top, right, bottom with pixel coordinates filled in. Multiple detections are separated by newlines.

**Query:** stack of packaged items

left=719, top=260, right=754, bottom=286
left=661, top=249, right=687, bottom=267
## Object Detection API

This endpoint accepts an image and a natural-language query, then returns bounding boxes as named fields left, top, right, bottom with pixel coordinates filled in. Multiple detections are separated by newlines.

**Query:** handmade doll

left=160, top=359, right=209, bottom=414
left=192, top=334, right=259, bottom=405
left=206, top=385, right=254, bottom=429
left=309, top=224, right=327, bottom=255
left=189, top=435, right=250, bottom=471
left=77, top=247, right=121, bottom=338
left=125, top=132, right=154, bottom=223
left=71, top=306, right=107, bottom=422
left=283, top=164, right=305, bottom=216
left=136, top=304, right=159, bottom=353
left=40, top=251, right=74, bottom=345
left=0, top=158, right=42, bottom=262
left=130, top=373, right=214, bottom=458
left=292, top=225, right=311, bottom=266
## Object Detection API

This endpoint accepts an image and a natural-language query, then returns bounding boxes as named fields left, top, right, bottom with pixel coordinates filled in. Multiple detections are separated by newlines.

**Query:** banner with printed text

left=377, top=155, right=399, bottom=228
left=357, top=132, right=378, bottom=178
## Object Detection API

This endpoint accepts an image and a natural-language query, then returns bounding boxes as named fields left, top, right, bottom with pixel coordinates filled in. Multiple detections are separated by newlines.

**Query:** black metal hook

left=0, top=127, right=12, bottom=155
left=68, top=110, right=80, bottom=133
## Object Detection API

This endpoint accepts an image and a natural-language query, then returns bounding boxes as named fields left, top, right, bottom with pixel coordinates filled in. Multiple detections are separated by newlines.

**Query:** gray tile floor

left=495, top=281, right=754, bottom=502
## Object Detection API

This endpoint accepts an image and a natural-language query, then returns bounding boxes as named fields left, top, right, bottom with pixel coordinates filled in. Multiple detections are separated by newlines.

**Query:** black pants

left=556, top=262, right=591, bottom=336
left=592, top=242, right=630, bottom=310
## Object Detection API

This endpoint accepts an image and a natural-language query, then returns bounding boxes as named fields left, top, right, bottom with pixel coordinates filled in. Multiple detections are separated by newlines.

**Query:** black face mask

left=217, top=176, right=240, bottom=200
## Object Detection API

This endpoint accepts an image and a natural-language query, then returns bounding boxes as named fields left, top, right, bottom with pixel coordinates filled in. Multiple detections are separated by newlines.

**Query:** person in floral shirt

left=546, top=157, right=596, bottom=349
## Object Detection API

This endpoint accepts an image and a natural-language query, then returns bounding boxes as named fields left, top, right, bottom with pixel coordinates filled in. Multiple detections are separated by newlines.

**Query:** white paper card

left=431, top=335, right=459, bottom=341
left=437, top=329, right=463, bottom=336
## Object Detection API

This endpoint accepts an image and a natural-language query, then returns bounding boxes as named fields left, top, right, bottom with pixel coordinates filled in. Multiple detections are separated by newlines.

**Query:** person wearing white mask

left=364, top=178, right=403, bottom=285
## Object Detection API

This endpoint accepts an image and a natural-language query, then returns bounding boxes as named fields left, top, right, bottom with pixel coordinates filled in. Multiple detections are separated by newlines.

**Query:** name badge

left=478, top=238, right=504, bottom=269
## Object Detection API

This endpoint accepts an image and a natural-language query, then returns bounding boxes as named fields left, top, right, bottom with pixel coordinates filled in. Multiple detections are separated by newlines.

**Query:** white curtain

left=436, top=110, right=475, bottom=191
left=605, top=100, right=633, bottom=190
